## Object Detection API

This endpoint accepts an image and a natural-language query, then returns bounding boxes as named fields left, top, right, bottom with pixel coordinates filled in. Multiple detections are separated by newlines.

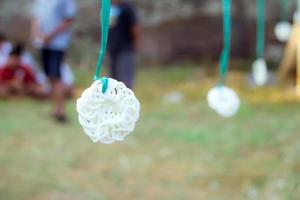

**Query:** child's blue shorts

left=41, top=48, right=65, bottom=80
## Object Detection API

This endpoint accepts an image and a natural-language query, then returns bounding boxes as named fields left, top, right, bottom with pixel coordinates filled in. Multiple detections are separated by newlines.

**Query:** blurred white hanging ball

left=294, top=12, right=300, bottom=23
left=207, top=86, right=240, bottom=118
left=274, top=22, right=291, bottom=42
left=76, top=79, right=140, bottom=144
left=252, top=58, right=268, bottom=86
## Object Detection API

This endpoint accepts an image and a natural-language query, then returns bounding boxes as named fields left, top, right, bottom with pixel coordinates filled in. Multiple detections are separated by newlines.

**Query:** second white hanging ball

left=294, top=11, right=300, bottom=24
left=252, top=58, right=268, bottom=86
left=207, top=86, right=240, bottom=118
left=274, top=22, right=292, bottom=42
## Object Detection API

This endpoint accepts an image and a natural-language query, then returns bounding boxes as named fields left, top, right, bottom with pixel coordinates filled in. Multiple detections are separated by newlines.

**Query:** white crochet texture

left=207, top=86, right=240, bottom=118
left=76, top=78, right=140, bottom=144
left=274, top=22, right=291, bottom=42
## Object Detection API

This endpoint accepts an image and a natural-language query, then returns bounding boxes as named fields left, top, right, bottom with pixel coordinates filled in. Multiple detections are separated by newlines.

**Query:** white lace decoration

left=76, top=78, right=140, bottom=144
left=274, top=22, right=292, bottom=42
left=207, top=86, right=240, bottom=118
left=252, top=58, right=268, bottom=86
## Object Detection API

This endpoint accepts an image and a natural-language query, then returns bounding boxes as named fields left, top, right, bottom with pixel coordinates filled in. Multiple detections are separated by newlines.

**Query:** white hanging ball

left=207, top=86, right=240, bottom=118
left=274, top=22, right=292, bottom=42
left=294, top=12, right=300, bottom=24
left=76, top=78, right=140, bottom=144
left=252, top=58, right=268, bottom=86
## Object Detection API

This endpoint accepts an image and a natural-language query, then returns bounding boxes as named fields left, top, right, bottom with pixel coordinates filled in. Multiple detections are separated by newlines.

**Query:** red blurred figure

left=0, top=44, right=43, bottom=98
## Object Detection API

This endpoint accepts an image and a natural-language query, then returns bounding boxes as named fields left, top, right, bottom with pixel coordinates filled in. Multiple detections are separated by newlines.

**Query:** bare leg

left=51, top=79, right=66, bottom=122
left=64, top=85, right=74, bottom=99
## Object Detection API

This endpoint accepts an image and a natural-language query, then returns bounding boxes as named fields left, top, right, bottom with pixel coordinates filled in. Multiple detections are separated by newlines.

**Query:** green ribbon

left=94, top=0, right=111, bottom=93
left=219, top=0, right=231, bottom=85
left=280, top=0, right=289, bottom=21
left=256, top=0, right=265, bottom=59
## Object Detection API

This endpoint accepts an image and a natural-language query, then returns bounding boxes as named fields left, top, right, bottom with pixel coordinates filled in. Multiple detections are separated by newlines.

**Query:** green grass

left=0, top=65, right=300, bottom=200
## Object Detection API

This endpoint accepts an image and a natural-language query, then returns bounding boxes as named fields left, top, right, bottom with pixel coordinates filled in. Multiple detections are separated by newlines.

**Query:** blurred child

left=0, top=33, right=12, bottom=66
left=0, top=32, right=74, bottom=97
left=31, top=0, right=77, bottom=122
left=108, top=0, right=140, bottom=89
left=0, top=44, right=44, bottom=98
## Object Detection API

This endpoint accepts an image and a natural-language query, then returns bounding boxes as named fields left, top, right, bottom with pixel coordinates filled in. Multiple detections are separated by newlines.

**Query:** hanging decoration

left=207, top=86, right=240, bottom=118
left=252, top=58, right=268, bottom=86
left=275, top=0, right=291, bottom=42
left=294, top=0, right=300, bottom=23
left=252, top=0, right=268, bottom=86
left=207, top=0, right=240, bottom=118
left=76, top=0, right=140, bottom=144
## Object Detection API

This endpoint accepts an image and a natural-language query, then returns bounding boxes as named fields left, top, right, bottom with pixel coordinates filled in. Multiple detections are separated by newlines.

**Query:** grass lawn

left=0, top=65, right=300, bottom=200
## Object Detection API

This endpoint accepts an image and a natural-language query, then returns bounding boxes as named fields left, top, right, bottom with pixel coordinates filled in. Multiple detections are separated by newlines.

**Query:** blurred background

left=0, top=0, right=294, bottom=64
left=0, top=0, right=300, bottom=199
